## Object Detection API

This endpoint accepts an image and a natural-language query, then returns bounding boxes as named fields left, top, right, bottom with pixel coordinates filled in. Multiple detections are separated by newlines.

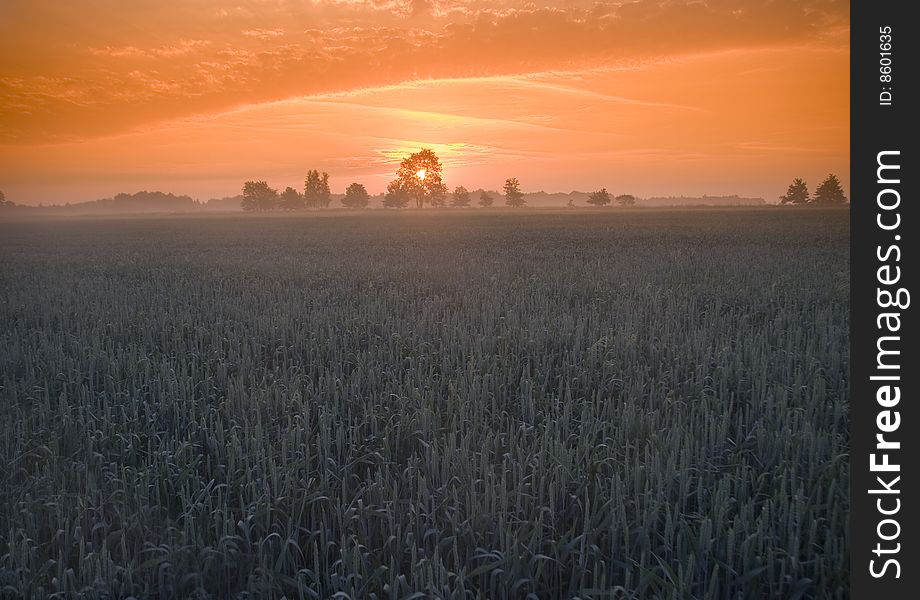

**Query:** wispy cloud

left=0, top=1, right=847, bottom=143
left=240, top=28, right=286, bottom=40
left=89, top=40, right=212, bottom=59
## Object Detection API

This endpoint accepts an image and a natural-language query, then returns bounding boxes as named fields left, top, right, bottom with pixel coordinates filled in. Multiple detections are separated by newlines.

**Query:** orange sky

left=0, top=0, right=849, bottom=205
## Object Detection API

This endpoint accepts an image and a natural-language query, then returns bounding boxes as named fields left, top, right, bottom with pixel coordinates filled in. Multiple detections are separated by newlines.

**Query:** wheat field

left=0, top=208, right=849, bottom=599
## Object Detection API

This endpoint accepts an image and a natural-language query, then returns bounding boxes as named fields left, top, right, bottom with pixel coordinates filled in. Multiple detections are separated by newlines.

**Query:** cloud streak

left=0, top=0, right=847, bottom=143
left=241, top=28, right=286, bottom=40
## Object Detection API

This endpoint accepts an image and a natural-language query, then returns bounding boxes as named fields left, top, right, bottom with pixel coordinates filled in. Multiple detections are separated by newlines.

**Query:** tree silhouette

left=392, top=149, right=445, bottom=208
left=812, top=174, right=847, bottom=205
left=430, top=182, right=449, bottom=208
left=383, top=180, right=411, bottom=208
left=342, top=183, right=370, bottom=208
left=304, top=170, right=331, bottom=209
left=478, top=191, right=494, bottom=207
left=587, top=188, right=611, bottom=206
left=241, top=181, right=278, bottom=211
left=0, top=190, right=11, bottom=208
left=451, top=186, right=471, bottom=207
left=503, top=178, right=525, bottom=207
left=279, top=186, right=304, bottom=210
left=779, top=178, right=810, bottom=205
left=616, top=194, right=636, bottom=207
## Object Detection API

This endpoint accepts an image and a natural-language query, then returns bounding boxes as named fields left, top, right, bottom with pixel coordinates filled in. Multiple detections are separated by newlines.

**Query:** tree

left=503, top=178, right=525, bottom=207
left=813, top=174, right=847, bottom=205
left=342, top=183, right=370, bottom=208
left=430, top=182, right=449, bottom=208
left=478, top=191, right=494, bottom=207
left=279, top=186, right=304, bottom=210
left=451, top=186, right=471, bottom=207
left=383, top=180, right=411, bottom=208
left=615, top=194, right=636, bottom=207
left=392, top=149, right=445, bottom=208
left=0, top=190, right=12, bottom=208
left=241, top=180, right=278, bottom=211
left=304, top=170, right=331, bottom=208
left=587, top=188, right=611, bottom=206
left=779, top=178, right=810, bottom=205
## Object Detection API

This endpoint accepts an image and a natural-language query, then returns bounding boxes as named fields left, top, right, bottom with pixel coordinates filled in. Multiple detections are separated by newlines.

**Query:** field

left=0, top=208, right=849, bottom=599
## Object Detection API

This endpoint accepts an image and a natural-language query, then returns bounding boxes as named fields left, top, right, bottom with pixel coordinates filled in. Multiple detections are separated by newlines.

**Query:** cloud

left=0, top=0, right=848, bottom=143
left=241, top=28, right=286, bottom=40
left=89, top=40, right=212, bottom=59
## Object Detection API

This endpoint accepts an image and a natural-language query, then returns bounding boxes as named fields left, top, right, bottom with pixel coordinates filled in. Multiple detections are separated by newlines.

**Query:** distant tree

left=478, top=191, right=494, bottom=207
left=567, top=197, right=575, bottom=208
left=430, top=182, right=449, bottom=208
left=0, top=190, right=12, bottom=208
left=241, top=180, right=278, bottom=211
left=779, top=178, right=810, bottom=205
left=392, top=149, right=444, bottom=208
left=503, top=178, right=525, bottom=207
left=201, top=195, right=244, bottom=210
left=616, top=194, right=636, bottom=207
left=383, top=180, right=411, bottom=208
left=451, top=186, right=471, bottom=207
left=304, top=170, right=332, bottom=208
left=279, top=186, right=304, bottom=210
left=587, top=188, right=611, bottom=206
left=342, top=183, right=370, bottom=208
left=813, top=174, right=847, bottom=205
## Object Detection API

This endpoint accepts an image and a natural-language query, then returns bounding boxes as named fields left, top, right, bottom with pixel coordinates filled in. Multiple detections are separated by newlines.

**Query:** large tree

left=503, top=178, right=525, bottom=207
left=779, top=178, right=810, bottom=205
left=279, top=186, right=304, bottom=210
left=304, top=170, right=331, bottom=209
left=812, top=174, right=847, bottom=205
left=451, top=186, right=471, bottom=207
left=587, top=188, right=611, bottom=206
left=383, top=180, right=411, bottom=208
left=342, top=183, right=370, bottom=208
left=392, top=149, right=445, bottom=208
left=616, top=194, right=636, bottom=207
left=478, top=191, right=494, bottom=207
left=241, top=180, right=278, bottom=211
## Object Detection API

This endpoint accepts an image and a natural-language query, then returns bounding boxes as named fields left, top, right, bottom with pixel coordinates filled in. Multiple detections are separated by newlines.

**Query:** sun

left=416, top=169, right=426, bottom=180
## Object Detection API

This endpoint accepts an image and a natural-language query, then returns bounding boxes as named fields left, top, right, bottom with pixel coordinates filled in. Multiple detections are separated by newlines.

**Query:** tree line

left=584, top=189, right=636, bottom=207
left=779, top=174, right=847, bottom=205
left=241, top=170, right=334, bottom=211
left=0, top=157, right=847, bottom=212
left=241, top=150, right=643, bottom=211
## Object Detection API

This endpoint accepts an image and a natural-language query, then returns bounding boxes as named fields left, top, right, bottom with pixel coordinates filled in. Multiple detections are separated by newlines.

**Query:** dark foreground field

left=0, top=209, right=849, bottom=598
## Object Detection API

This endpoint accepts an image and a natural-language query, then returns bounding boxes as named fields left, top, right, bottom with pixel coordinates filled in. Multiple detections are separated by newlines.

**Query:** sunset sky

left=0, top=0, right=849, bottom=205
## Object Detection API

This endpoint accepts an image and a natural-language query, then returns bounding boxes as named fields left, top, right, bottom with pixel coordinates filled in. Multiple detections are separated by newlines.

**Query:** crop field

left=0, top=208, right=849, bottom=599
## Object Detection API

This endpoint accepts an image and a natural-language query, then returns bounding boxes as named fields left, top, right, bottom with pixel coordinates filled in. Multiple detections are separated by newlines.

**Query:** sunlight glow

left=416, top=169, right=427, bottom=180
